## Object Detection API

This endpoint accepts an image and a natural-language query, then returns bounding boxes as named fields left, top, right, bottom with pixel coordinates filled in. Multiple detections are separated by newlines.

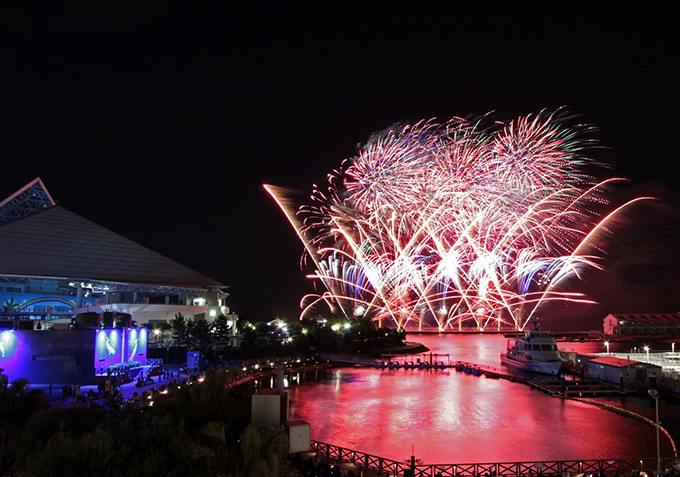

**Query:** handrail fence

left=311, top=440, right=676, bottom=477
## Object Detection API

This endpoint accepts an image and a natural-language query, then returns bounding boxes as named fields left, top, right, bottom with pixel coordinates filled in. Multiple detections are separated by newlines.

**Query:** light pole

left=645, top=346, right=650, bottom=362
left=649, top=388, right=661, bottom=476
left=604, top=341, right=610, bottom=356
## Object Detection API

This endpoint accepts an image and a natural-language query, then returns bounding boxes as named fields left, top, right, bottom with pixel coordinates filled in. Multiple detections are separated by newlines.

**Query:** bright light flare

left=266, top=109, right=650, bottom=330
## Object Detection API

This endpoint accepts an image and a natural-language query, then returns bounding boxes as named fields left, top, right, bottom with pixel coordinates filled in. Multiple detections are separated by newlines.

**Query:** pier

left=318, top=353, right=638, bottom=397
left=226, top=359, right=334, bottom=390
left=529, top=377, right=634, bottom=397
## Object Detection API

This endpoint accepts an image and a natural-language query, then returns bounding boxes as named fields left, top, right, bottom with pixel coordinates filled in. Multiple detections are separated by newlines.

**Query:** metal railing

left=310, top=440, right=676, bottom=477
left=147, top=358, right=163, bottom=368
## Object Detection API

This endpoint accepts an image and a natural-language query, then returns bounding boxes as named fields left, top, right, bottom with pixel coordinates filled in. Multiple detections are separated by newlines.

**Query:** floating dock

left=319, top=353, right=638, bottom=396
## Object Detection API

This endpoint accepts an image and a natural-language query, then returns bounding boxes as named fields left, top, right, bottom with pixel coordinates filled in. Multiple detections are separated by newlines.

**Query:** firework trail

left=265, top=110, right=646, bottom=330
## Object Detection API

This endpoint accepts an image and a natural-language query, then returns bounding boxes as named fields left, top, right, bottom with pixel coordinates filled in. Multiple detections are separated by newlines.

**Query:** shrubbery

left=2, top=369, right=299, bottom=476
left=107, top=361, right=141, bottom=374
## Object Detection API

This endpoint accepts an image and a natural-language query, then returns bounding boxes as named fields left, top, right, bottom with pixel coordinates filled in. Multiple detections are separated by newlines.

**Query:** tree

left=158, top=321, right=172, bottom=347
left=11, top=405, right=108, bottom=468
left=306, top=322, right=340, bottom=352
left=5, top=369, right=300, bottom=476
left=188, top=318, right=213, bottom=357
left=230, top=425, right=298, bottom=477
left=20, top=427, right=117, bottom=477
left=237, top=321, right=288, bottom=358
left=170, top=313, right=190, bottom=347
left=192, top=421, right=237, bottom=476
left=147, top=322, right=158, bottom=344
left=17, top=412, right=193, bottom=476
left=0, top=378, right=49, bottom=472
left=3, top=298, right=19, bottom=312
left=212, top=314, right=233, bottom=351
left=153, top=368, right=250, bottom=435
left=191, top=421, right=299, bottom=476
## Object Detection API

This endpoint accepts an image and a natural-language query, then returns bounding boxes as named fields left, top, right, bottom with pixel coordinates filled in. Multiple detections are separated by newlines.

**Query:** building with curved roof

left=0, top=178, right=230, bottom=327
left=0, top=178, right=238, bottom=385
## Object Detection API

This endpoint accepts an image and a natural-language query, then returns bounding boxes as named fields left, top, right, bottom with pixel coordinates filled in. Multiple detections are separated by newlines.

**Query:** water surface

left=288, top=334, right=673, bottom=464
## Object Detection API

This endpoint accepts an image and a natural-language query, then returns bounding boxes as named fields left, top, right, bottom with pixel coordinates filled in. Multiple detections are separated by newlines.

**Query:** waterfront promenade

left=303, top=440, right=677, bottom=477
left=30, top=365, right=188, bottom=407
left=30, top=358, right=333, bottom=408
left=24, top=351, right=679, bottom=477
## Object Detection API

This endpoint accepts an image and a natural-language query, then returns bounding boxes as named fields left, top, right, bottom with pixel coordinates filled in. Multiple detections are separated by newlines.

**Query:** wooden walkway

left=529, top=377, right=634, bottom=397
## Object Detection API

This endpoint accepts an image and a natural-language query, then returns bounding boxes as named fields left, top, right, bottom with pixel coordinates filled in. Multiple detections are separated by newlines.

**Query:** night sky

left=1, top=3, right=678, bottom=326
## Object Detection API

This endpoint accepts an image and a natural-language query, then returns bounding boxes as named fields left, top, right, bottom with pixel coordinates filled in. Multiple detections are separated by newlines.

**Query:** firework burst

left=266, top=110, right=647, bottom=330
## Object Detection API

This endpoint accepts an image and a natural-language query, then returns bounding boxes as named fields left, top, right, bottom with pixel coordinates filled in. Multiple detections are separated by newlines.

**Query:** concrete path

left=26, top=365, right=188, bottom=408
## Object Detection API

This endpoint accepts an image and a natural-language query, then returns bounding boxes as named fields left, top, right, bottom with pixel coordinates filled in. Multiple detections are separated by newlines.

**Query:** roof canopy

left=606, top=313, right=680, bottom=323
left=0, top=177, right=55, bottom=225
left=0, top=179, right=224, bottom=293
left=589, top=356, right=639, bottom=367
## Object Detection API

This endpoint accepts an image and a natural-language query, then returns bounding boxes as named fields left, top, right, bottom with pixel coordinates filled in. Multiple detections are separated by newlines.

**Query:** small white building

left=588, top=355, right=661, bottom=387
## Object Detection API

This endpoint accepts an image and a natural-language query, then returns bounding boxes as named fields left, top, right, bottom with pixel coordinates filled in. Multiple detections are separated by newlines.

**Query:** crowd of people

left=54, top=367, right=192, bottom=411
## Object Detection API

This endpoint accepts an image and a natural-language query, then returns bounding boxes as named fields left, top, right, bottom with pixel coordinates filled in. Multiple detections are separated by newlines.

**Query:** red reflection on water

left=288, top=334, right=672, bottom=464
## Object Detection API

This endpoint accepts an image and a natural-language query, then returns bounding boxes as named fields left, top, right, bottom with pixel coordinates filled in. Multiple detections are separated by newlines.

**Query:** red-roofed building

left=588, top=355, right=660, bottom=385
left=603, top=313, right=680, bottom=336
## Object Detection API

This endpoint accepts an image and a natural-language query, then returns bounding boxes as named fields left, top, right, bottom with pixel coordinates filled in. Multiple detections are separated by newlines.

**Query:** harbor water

left=288, top=333, right=676, bottom=465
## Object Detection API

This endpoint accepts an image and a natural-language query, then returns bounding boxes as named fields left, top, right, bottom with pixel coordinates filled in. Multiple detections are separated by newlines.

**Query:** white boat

left=500, top=329, right=563, bottom=375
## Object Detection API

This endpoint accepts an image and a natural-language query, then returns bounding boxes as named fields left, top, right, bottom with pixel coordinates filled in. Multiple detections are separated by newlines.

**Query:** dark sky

left=1, top=3, right=678, bottom=323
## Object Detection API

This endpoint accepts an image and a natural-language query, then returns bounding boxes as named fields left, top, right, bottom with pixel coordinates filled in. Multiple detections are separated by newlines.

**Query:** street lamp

left=604, top=341, right=610, bottom=356
left=645, top=346, right=650, bottom=362
left=648, top=388, right=661, bottom=476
